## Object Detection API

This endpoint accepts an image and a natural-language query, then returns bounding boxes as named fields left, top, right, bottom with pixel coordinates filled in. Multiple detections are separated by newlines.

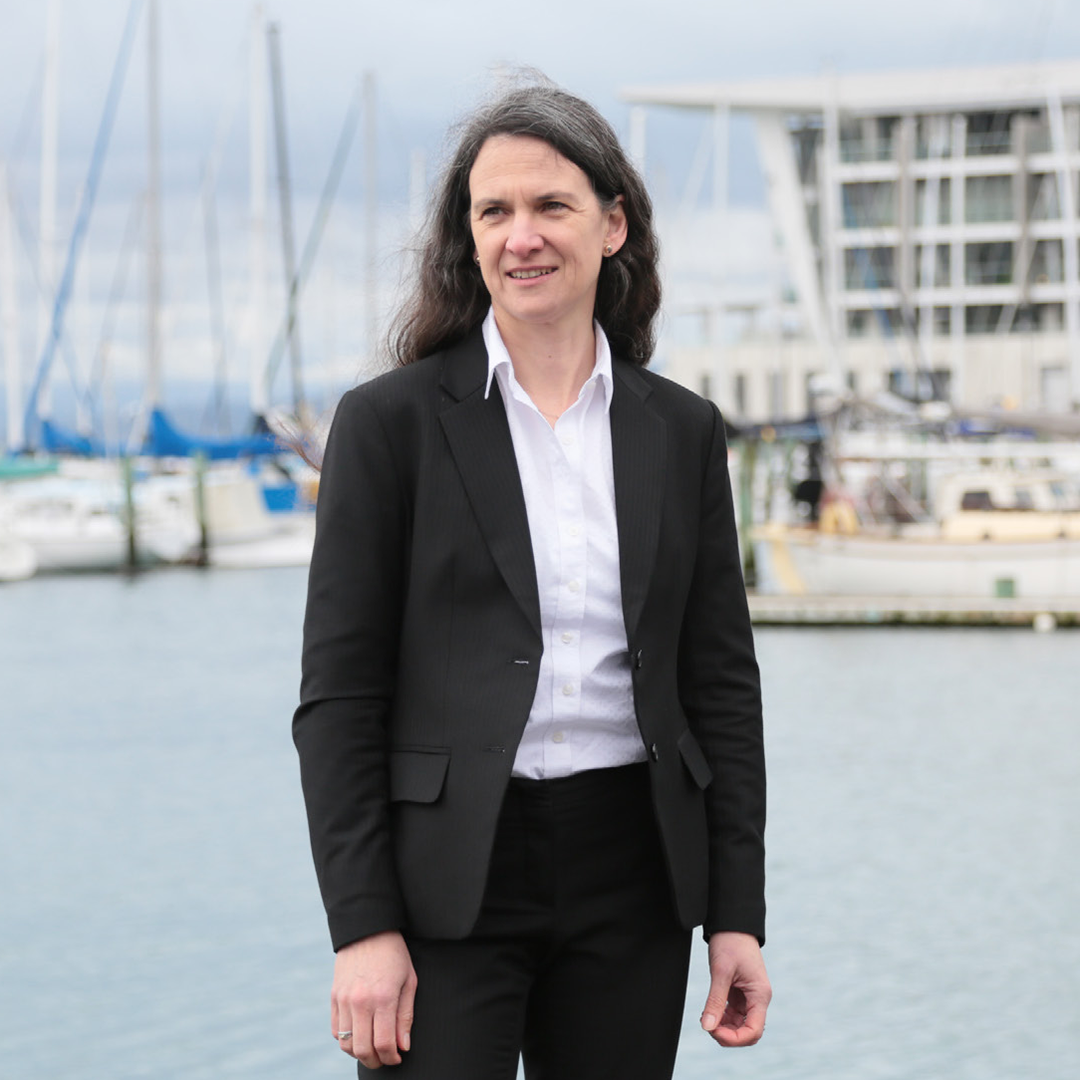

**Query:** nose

left=505, top=212, right=543, bottom=258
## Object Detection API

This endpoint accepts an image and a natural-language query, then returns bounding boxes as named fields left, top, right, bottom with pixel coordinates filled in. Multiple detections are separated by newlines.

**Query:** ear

left=603, top=195, right=628, bottom=256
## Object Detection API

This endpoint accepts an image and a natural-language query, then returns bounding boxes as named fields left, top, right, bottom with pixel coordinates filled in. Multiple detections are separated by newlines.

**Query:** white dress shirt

left=482, top=310, right=646, bottom=779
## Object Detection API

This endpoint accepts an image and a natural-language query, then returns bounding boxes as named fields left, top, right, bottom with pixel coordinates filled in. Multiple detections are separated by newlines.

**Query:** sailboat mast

left=145, top=0, right=162, bottom=411
left=363, top=70, right=377, bottom=370
left=248, top=3, right=269, bottom=419
left=37, top=0, right=60, bottom=422
left=267, top=21, right=305, bottom=417
left=1, top=164, right=24, bottom=452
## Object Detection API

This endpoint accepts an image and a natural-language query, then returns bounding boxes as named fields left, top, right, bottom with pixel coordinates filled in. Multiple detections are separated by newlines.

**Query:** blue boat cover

left=146, top=408, right=281, bottom=460
left=41, top=420, right=103, bottom=457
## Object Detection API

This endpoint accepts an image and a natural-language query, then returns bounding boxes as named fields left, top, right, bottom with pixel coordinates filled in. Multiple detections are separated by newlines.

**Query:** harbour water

left=1, top=568, right=1078, bottom=1079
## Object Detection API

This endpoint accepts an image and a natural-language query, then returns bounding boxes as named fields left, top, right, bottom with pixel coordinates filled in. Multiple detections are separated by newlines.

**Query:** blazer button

left=649, top=743, right=659, bottom=762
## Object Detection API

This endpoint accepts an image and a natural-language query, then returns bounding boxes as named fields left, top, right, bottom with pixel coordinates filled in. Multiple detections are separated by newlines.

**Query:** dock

left=747, top=593, right=1080, bottom=628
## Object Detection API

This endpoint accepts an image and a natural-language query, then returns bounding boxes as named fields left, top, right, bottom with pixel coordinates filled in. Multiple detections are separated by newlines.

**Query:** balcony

left=839, top=139, right=896, bottom=164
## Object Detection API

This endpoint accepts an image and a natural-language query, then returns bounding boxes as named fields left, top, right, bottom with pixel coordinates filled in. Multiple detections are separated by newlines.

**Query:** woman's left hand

left=331, top=930, right=417, bottom=1068
left=700, top=931, right=772, bottom=1047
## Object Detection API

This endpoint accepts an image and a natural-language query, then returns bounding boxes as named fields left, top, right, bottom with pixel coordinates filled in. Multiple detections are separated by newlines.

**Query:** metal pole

left=1047, top=88, right=1080, bottom=409
left=1, top=163, right=24, bottom=452
left=248, top=3, right=269, bottom=418
left=739, top=439, right=758, bottom=587
left=267, top=21, right=305, bottom=415
left=37, top=0, right=59, bottom=421
left=122, top=454, right=138, bottom=570
left=712, top=103, right=729, bottom=407
left=193, top=450, right=209, bottom=566
left=146, top=0, right=162, bottom=410
left=363, top=70, right=377, bottom=371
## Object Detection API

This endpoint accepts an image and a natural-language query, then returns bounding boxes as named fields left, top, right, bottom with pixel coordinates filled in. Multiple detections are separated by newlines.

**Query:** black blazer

left=294, top=328, right=765, bottom=951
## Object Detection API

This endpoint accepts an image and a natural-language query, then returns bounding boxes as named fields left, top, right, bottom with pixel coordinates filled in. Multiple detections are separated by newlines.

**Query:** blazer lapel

left=610, top=361, right=667, bottom=643
left=438, top=332, right=542, bottom=641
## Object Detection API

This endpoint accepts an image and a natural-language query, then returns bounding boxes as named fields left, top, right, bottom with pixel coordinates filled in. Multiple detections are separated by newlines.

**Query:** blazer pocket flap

left=389, top=748, right=451, bottom=803
left=677, top=729, right=713, bottom=790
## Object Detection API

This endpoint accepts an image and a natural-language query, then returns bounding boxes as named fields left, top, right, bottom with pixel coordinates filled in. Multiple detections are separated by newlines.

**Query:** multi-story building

left=624, top=62, right=1080, bottom=422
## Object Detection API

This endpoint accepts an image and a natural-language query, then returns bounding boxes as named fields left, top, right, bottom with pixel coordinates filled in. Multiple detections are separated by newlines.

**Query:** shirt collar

left=482, top=308, right=614, bottom=414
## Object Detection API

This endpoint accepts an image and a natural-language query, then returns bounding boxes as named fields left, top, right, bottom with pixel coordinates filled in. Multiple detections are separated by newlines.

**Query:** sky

left=3, top=0, right=1078, bottom=199
left=1, top=0, right=1079, bottom=427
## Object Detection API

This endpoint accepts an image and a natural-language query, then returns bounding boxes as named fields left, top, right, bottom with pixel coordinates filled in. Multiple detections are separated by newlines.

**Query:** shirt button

left=561, top=631, right=574, bottom=644
left=567, top=579, right=580, bottom=594
left=567, top=524, right=580, bottom=538
left=560, top=434, right=574, bottom=447
left=552, top=731, right=566, bottom=743
left=562, top=682, right=575, bottom=696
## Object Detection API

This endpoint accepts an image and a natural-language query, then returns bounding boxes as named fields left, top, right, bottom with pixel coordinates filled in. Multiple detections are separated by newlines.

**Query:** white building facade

left=624, top=63, right=1080, bottom=422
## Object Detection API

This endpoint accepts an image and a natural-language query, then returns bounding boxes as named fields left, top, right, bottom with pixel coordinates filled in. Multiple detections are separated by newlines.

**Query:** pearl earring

left=604, top=244, right=613, bottom=256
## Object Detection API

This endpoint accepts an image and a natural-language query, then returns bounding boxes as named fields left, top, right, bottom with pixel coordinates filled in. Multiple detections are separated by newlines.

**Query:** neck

left=495, top=314, right=597, bottom=420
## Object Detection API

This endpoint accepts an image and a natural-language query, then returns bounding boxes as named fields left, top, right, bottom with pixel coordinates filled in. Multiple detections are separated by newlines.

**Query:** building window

left=839, top=117, right=897, bottom=162
left=965, top=305, right=1006, bottom=333
left=965, top=175, right=1013, bottom=223
left=846, top=307, right=903, bottom=337
left=846, top=310, right=872, bottom=337
left=1028, top=174, right=1060, bottom=220
left=915, top=244, right=951, bottom=287
left=842, top=182, right=897, bottom=228
left=913, top=306, right=952, bottom=335
left=1025, top=118, right=1053, bottom=154
left=888, top=367, right=952, bottom=401
left=915, top=117, right=954, bottom=160
left=1030, top=239, right=1064, bottom=284
left=965, top=242, right=1014, bottom=286
left=845, top=246, right=897, bottom=289
left=915, top=178, right=952, bottom=225
left=965, top=111, right=1013, bottom=156
left=733, top=373, right=747, bottom=416
left=1032, top=303, right=1064, bottom=332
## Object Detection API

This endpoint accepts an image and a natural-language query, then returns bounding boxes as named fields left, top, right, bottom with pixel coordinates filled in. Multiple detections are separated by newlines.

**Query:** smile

left=508, top=268, right=555, bottom=279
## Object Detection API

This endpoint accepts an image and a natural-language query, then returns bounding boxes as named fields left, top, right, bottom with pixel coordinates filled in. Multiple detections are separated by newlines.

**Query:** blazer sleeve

left=677, top=401, right=766, bottom=944
left=293, top=387, right=410, bottom=951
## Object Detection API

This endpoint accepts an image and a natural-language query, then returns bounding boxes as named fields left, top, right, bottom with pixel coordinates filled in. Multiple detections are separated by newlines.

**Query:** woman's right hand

left=331, top=930, right=418, bottom=1068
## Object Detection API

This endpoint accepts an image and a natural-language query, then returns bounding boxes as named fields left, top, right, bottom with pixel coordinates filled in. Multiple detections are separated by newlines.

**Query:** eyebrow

left=471, top=190, right=580, bottom=212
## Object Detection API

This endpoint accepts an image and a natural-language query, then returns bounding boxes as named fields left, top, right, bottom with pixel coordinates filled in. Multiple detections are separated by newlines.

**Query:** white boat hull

left=753, top=526, right=1080, bottom=598
left=0, top=536, right=37, bottom=581
left=207, top=515, right=315, bottom=569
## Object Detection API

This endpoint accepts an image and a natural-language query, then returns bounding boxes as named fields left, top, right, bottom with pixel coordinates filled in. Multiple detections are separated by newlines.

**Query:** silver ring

left=337, top=1031, right=352, bottom=1040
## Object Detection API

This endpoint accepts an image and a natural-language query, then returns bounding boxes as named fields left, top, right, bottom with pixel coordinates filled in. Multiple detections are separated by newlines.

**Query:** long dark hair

left=386, top=81, right=661, bottom=366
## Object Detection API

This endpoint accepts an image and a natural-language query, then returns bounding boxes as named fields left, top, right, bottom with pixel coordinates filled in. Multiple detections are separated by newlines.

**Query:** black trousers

left=359, top=763, right=692, bottom=1080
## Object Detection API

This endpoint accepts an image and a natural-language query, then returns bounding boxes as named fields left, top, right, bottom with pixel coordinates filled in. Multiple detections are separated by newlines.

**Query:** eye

left=541, top=201, right=568, bottom=212
left=478, top=206, right=504, bottom=219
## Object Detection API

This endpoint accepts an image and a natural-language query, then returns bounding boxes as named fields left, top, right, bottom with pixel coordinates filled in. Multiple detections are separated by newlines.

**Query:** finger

left=330, top=994, right=339, bottom=1041
left=353, top=1014, right=380, bottom=1068
left=332, top=1002, right=358, bottom=1059
left=701, top=970, right=733, bottom=1032
left=372, top=1002, right=402, bottom=1066
left=712, top=999, right=768, bottom=1047
left=397, top=971, right=417, bottom=1053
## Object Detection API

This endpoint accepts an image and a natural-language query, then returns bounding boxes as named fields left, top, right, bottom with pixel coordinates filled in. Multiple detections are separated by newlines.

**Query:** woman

left=294, top=81, right=770, bottom=1079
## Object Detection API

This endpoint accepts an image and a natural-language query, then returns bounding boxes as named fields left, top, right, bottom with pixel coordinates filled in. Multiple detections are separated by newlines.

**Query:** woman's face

left=468, top=134, right=626, bottom=339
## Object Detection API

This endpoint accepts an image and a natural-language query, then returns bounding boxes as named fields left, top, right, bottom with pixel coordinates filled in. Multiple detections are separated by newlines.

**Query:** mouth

left=507, top=267, right=556, bottom=280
